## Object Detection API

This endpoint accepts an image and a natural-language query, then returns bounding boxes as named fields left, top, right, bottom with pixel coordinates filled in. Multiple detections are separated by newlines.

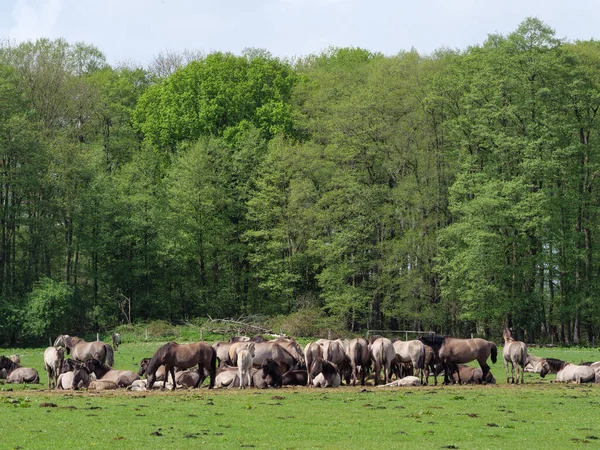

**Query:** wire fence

left=365, top=330, right=435, bottom=341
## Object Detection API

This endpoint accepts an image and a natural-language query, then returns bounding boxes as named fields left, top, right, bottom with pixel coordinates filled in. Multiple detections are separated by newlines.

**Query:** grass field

left=1, top=342, right=599, bottom=449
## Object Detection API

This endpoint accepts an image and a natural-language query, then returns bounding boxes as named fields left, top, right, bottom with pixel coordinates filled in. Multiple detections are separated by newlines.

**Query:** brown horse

left=146, top=342, right=216, bottom=390
left=502, top=328, right=527, bottom=384
left=420, top=335, right=497, bottom=384
left=54, top=335, right=114, bottom=367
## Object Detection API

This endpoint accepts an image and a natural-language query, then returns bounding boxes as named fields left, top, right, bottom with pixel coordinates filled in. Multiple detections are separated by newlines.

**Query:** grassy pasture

left=0, top=342, right=599, bottom=449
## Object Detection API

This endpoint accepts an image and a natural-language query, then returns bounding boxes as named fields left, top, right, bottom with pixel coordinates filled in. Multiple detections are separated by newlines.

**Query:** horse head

left=502, top=328, right=515, bottom=343
left=138, top=358, right=151, bottom=376
left=0, top=355, right=12, bottom=370
left=539, top=359, right=550, bottom=378
left=72, top=361, right=92, bottom=390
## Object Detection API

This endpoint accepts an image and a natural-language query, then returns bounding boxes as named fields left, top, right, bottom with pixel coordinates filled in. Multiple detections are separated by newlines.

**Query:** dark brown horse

left=146, top=342, right=216, bottom=390
left=420, top=335, right=497, bottom=384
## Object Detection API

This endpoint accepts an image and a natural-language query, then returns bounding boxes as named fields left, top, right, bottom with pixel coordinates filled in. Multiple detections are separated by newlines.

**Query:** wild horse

left=420, top=335, right=497, bottom=384
left=145, top=342, right=216, bottom=390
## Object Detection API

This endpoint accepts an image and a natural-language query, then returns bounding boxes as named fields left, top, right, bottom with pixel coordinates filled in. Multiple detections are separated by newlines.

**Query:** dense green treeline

left=1, top=18, right=599, bottom=345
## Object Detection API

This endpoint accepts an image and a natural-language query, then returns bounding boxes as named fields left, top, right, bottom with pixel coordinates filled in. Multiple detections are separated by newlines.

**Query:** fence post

left=328, top=329, right=331, bottom=340
left=97, top=332, right=100, bottom=341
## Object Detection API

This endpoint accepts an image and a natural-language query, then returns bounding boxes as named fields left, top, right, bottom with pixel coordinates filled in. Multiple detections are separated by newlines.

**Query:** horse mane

left=147, top=342, right=174, bottom=375
left=545, top=357, right=566, bottom=372
left=419, top=334, right=446, bottom=349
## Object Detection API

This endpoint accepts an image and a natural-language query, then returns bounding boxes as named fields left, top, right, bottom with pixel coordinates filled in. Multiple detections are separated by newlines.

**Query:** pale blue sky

left=1, top=0, right=599, bottom=66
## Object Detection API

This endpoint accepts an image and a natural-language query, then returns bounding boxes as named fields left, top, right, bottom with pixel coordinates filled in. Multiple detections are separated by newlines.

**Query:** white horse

left=237, top=343, right=255, bottom=389
left=555, top=363, right=596, bottom=383
left=44, top=346, right=65, bottom=389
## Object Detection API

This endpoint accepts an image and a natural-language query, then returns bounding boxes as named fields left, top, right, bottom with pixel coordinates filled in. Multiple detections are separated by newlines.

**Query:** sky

left=1, top=0, right=600, bottom=67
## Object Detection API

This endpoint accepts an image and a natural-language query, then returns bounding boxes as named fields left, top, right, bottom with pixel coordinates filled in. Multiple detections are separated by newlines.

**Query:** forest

left=0, top=18, right=598, bottom=346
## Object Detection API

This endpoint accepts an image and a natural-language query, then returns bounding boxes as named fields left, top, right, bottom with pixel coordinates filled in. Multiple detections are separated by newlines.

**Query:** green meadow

left=1, top=343, right=599, bottom=449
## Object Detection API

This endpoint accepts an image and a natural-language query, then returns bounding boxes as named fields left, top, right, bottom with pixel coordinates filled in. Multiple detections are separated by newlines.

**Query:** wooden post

left=145, top=328, right=148, bottom=341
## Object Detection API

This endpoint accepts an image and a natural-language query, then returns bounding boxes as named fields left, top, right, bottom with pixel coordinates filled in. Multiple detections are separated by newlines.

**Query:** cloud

left=10, top=0, right=63, bottom=42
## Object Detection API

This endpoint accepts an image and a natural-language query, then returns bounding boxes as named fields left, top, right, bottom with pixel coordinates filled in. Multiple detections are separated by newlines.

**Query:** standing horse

left=237, top=343, right=255, bottom=389
left=348, top=337, right=371, bottom=386
left=112, top=333, right=121, bottom=351
left=502, top=328, right=527, bottom=384
left=420, top=335, right=497, bottom=384
left=145, top=342, right=216, bottom=390
left=370, top=337, right=395, bottom=385
left=304, top=342, right=323, bottom=386
left=54, top=335, right=114, bottom=367
left=44, top=346, right=65, bottom=389
left=393, top=340, right=427, bottom=382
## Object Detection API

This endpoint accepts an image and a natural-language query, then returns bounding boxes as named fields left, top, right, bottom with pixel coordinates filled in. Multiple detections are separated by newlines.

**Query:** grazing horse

left=237, top=343, right=255, bottom=389
left=348, top=337, right=371, bottom=386
left=80, top=359, right=140, bottom=387
left=393, top=340, right=427, bottom=382
left=112, top=333, right=121, bottom=351
left=54, top=335, right=114, bottom=367
left=420, top=335, right=497, bottom=385
left=502, top=328, right=527, bottom=384
left=370, top=337, right=396, bottom=385
left=310, top=358, right=341, bottom=388
left=138, top=358, right=167, bottom=381
left=44, top=346, right=65, bottom=389
left=304, top=342, right=323, bottom=386
left=145, top=341, right=216, bottom=390
left=0, top=356, right=39, bottom=384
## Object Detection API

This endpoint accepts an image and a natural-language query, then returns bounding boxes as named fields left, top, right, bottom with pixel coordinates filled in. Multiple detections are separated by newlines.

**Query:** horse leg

left=170, top=367, right=176, bottom=390
left=479, top=362, right=491, bottom=384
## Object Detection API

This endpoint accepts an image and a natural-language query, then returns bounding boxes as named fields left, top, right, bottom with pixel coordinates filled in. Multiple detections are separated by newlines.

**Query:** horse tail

left=490, top=342, right=498, bottom=364
left=417, top=346, right=426, bottom=371
left=105, top=344, right=115, bottom=367
left=354, top=341, right=362, bottom=367
left=209, top=346, right=217, bottom=389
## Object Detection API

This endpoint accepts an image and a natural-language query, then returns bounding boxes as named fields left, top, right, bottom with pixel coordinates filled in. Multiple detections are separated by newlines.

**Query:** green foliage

left=1, top=21, right=600, bottom=344
left=22, top=278, right=73, bottom=343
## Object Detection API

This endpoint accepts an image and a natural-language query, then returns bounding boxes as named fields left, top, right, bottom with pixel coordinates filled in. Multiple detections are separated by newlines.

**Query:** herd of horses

left=1, top=329, right=600, bottom=391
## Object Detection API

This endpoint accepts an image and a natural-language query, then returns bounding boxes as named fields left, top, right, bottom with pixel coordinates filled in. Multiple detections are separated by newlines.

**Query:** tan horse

left=393, top=340, right=427, bottom=382
left=146, top=342, right=216, bottom=390
left=370, top=337, right=396, bottom=385
left=54, top=335, right=114, bottom=367
left=304, top=342, right=323, bottom=386
left=502, top=328, right=527, bottom=384
left=44, top=347, right=65, bottom=388
left=348, top=337, right=371, bottom=386
left=420, top=335, right=497, bottom=384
